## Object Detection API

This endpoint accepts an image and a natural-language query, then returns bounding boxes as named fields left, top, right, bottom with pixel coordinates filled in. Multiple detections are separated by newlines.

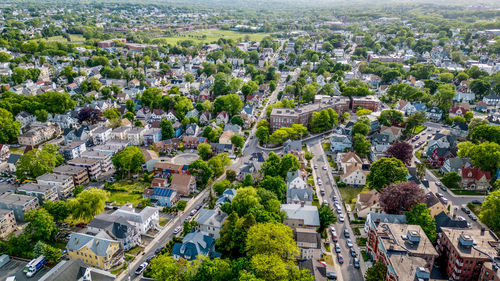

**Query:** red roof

left=449, top=106, right=469, bottom=114
left=461, top=167, right=491, bottom=181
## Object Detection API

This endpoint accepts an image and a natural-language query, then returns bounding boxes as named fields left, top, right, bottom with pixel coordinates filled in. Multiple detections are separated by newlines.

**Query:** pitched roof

left=281, top=204, right=320, bottom=226
left=195, top=208, right=227, bottom=227
left=461, top=167, right=491, bottom=181
left=171, top=230, right=217, bottom=260
left=341, top=152, right=362, bottom=164
left=66, top=232, right=118, bottom=256
left=171, top=174, right=194, bottom=188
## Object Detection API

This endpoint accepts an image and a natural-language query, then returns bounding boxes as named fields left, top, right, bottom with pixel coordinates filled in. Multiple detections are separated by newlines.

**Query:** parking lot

left=0, top=259, right=50, bottom=281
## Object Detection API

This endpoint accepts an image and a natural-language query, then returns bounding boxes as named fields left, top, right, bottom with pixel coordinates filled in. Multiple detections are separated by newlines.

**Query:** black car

left=350, top=248, right=357, bottom=257
left=353, top=258, right=360, bottom=269
left=471, top=200, right=482, bottom=204
left=461, top=207, right=471, bottom=214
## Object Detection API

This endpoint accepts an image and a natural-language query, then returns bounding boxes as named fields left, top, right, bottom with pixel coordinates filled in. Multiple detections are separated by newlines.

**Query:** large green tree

left=0, top=108, right=21, bottom=143
left=365, top=262, right=387, bottom=281
left=112, top=146, right=145, bottom=178
left=406, top=203, right=437, bottom=242
left=246, top=222, right=299, bottom=261
left=16, top=144, right=64, bottom=180
left=367, top=157, right=408, bottom=191
left=197, top=143, right=212, bottom=160
left=479, top=189, right=500, bottom=231
left=25, top=208, right=57, bottom=241
left=68, top=188, right=108, bottom=222
left=258, top=176, right=287, bottom=201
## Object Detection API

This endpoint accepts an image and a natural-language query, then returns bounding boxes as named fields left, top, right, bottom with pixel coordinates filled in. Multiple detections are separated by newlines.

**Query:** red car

left=75, top=222, right=87, bottom=228
left=332, top=233, right=338, bottom=242
left=337, top=253, right=344, bottom=264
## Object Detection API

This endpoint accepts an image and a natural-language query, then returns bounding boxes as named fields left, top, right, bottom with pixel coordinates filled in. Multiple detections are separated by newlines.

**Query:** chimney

left=300, top=201, right=305, bottom=207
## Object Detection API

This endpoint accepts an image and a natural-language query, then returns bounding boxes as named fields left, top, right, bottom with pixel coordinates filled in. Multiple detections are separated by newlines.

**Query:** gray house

left=195, top=208, right=227, bottom=239
left=330, top=134, right=352, bottom=152
left=440, top=157, right=472, bottom=174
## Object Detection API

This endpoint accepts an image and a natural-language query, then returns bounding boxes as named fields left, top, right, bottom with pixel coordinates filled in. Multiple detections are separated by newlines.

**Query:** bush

left=176, top=200, right=187, bottom=211
left=337, top=182, right=347, bottom=188
left=357, top=237, right=367, bottom=247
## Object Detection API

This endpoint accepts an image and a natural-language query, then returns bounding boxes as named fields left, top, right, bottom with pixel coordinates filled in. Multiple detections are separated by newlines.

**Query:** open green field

left=30, top=34, right=86, bottom=43
left=339, top=186, right=370, bottom=208
left=106, top=180, right=149, bottom=206
left=154, top=29, right=272, bottom=45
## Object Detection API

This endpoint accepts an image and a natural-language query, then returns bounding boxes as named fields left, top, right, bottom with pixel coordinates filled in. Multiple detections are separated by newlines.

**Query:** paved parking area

left=0, top=259, right=50, bottom=281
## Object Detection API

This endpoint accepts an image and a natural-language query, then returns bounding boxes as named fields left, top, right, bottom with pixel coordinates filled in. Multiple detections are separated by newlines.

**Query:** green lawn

left=159, top=217, right=169, bottom=226
left=9, top=146, right=24, bottom=155
left=154, top=29, right=272, bottom=45
left=126, top=245, right=145, bottom=256
left=322, top=142, right=331, bottom=152
left=30, top=34, right=86, bottom=43
left=414, top=125, right=427, bottom=134
left=108, top=191, right=143, bottom=206
left=338, top=186, right=366, bottom=206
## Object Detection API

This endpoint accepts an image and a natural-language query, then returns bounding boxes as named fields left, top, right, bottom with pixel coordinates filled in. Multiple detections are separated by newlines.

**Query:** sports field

left=154, top=29, right=272, bottom=45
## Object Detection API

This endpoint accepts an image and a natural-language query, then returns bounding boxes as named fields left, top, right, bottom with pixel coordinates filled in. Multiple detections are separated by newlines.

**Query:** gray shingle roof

left=66, top=232, right=117, bottom=257
left=195, top=208, right=227, bottom=227
left=281, top=204, right=320, bottom=226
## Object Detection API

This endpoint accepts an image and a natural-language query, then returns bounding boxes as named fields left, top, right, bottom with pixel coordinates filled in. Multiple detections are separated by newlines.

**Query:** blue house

left=216, top=189, right=237, bottom=207
left=413, top=103, right=427, bottom=112
left=172, top=230, right=220, bottom=261
left=143, top=187, right=179, bottom=207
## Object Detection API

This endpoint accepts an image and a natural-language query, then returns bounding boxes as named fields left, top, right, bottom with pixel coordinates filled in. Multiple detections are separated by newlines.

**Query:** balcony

left=454, top=266, right=461, bottom=274
left=455, top=259, right=463, bottom=267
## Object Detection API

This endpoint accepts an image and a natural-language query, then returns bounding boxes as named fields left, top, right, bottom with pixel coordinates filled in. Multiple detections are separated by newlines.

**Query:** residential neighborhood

left=0, top=1, right=499, bottom=281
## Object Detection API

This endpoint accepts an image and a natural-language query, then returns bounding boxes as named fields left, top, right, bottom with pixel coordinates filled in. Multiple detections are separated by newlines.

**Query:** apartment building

left=367, top=223, right=437, bottom=281
left=153, top=162, right=188, bottom=178
left=17, top=122, right=62, bottom=146
left=479, top=262, right=500, bottom=281
left=111, top=126, right=131, bottom=140
left=127, top=127, right=147, bottom=146
left=59, top=141, right=87, bottom=160
left=81, top=151, right=113, bottom=172
left=0, top=193, right=39, bottom=221
left=53, top=164, right=90, bottom=186
left=438, top=227, right=500, bottom=281
left=17, top=183, right=58, bottom=202
left=110, top=204, right=159, bottom=234
left=68, top=157, right=102, bottom=179
left=66, top=232, right=122, bottom=270
left=269, top=96, right=350, bottom=132
left=0, top=209, right=16, bottom=239
left=352, top=96, right=381, bottom=112
left=92, top=127, right=112, bottom=145
left=36, top=173, right=75, bottom=199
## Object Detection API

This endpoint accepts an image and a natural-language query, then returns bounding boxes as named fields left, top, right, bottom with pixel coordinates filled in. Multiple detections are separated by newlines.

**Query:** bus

left=24, top=255, right=46, bottom=277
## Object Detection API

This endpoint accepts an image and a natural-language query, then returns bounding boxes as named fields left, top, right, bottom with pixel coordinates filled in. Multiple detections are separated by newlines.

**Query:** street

left=308, top=140, right=365, bottom=281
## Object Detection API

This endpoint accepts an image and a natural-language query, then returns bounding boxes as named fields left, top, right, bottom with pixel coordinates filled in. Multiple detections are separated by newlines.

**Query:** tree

left=197, top=143, right=212, bottom=160
left=468, top=118, right=489, bottom=137
left=356, top=109, right=372, bottom=116
left=182, top=221, right=199, bottom=236
left=112, top=146, right=145, bottom=178
left=416, top=162, right=427, bottom=180
left=25, top=208, right=57, bottom=241
left=470, top=125, right=500, bottom=145
left=0, top=108, right=21, bottom=143
left=226, top=169, right=236, bottom=182
left=250, top=254, right=290, bottom=281
left=458, top=141, right=500, bottom=173
left=44, top=200, right=69, bottom=222
left=470, top=79, right=491, bottom=97
left=141, top=87, right=162, bottom=109
left=434, top=84, right=456, bottom=113
left=479, top=189, right=500, bottom=231
left=189, top=160, right=214, bottom=186
left=217, top=212, right=256, bottom=258
left=16, top=145, right=63, bottom=180
left=464, top=111, right=474, bottom=123
left=232, top=187, right=261, bottom=217
left=352, top=120, right=370, bottom=136
left=231, top=115, right=244, bottom=126
left=213, top=179, right=231, bottom=195
left=279, top=154, right=300, bottom=178
left=438, top=72, right=454, bottom=83
left=365, top=262, right=387, bottom=281
left=208, top=153, right=231, bottom=177
left=231, top=135, right=245, bottom=149
left=386, top=142, right=413, bottom=166
left=441, top=172, right=461, bottom=189
left=243, top=174, right=254, bottom=187
left=262, top=152, right=282, bottom=177
left=246, top=222, right=299, bottom=261
left=353, top=133, right=371, bottom=157
left=405, top=112, right=427, bottom=136
left=259, top=176, right=287, bottom=201
left=77, top=107, right=102, bottom=124
left=380, top=182, right=425, bottom=214
left=378, top=109, right=403, bottom=126
left=318, top=204, right=337, bottom=232
left=367, top=157, right=408, bottom=191
left=213, top=73, right=231, bottom=96
left=33, top=241, right=61, bottom=262
left=242, top=81, right=259, bottom=98
left=406, top=203, right=437, bottom=241
left=256, top=126, right=269, bottom=144
left=148, top=254, right=181, bottom=281
left=68, top=188, right=108, bottom=222
left=103, top=108, right=121, bottom=120
left=214, top=94, right=243, bottom=116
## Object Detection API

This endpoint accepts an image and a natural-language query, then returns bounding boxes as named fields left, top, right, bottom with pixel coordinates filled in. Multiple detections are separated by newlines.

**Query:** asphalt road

left=308, top=140, right=365, bottom=281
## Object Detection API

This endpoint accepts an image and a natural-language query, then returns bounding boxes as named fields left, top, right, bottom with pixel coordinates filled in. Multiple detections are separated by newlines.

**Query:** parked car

left=468, top=213, right=477, bottom=221
left=320, top=189, right=325, bottom=195
left=338, top=214, right=344, bottom=222
left=461, top=207, right=471, bottom=214
left=332, top=233, right=338, bottom=242
left=332, top=195, right=337, bottom=201
left=314, top=165, right=318, bottom=169
left=146, top=255, right=155, bottom=263
left=337, top=254, right=344, bottom=264
left=335, top=243, right=341, bottom=253
left=323, top=200, right=329, bottom=206
left=350, top=248, right=357, bottom=257
left=457, top=216, right=466, bottom=221
left=346, top=238, right=353, bottom=248
left=471, top=200, right=482, bottom=204
left=353, top=258, right=360, bottom=269
left=155, top=248, right=163, bottom=255
left=135, top=262, right=148, bottom=275
left=326, top=271, right=338, bottom=280
left=344, top=229, right=350, bottom=238
left=436, top=193, right=444, bottom=198
left=323, top=165, right=327, bottom=170
left=173, top=226, right=182, bottom=234
left=330, top=226, right=336, bottom=234
left=336, top=207, right=342, bottom=214
left=440, top=185, right=447, bottom=191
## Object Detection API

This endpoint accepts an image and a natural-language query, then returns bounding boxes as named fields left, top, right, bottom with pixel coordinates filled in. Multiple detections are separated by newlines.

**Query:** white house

left=340, top=163, right=368, bottom=186
left=111, top=204, right=159, bottom=234
left=195, top=208, right=227, bottom=239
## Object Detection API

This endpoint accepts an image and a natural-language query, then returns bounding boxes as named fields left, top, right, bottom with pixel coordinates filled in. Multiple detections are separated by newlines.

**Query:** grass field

left=106, top=180, right=149, bottom=206
left=154, top=29, right=272, bottom=45
left=108, top=191, right=143, bottom=206
left=31, top=34, right=86, bottom=43
left=338, top=186, right=370, bottom=208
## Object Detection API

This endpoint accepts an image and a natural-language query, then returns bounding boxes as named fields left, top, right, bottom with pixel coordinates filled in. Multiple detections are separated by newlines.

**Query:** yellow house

left=66, top=231, right=122, bottom=270
left=424, top=192, right=447, bottom=217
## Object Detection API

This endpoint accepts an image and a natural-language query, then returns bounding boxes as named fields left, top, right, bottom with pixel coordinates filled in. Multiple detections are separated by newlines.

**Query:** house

left=218, top=130, right=234, bottom=145
left=0, top=193, right=39, bottom=222
left=111, top=126, right=130, bottom=140
left=195, top=208, right=227, bottom=239
left=379, top=126, right=402, bottom=143
left=171, top=174, right=196, bottom=196
left=6, top=154, right=21, bottom=173
left=142, top=150, right=159, bottom=172
left=461, top=167, right=491, bottom=190
left=426, top=107, right=443, bottom=122
left=440, top=157, right=472, bottom=174
left=340, top=163, right=368, bottom=186
left=64, top=125, right=91, bottom=145
left=395, top=100, right=416, bottom=116
left=127, top=127, right=147, bottom=145
left=52, top=114, right=77, bottom=129
left=182, top=136, right=207, bottom=149
left=429, top=147, right=457, bottom=167
left=454, top=92, right=475, bottom=103
left=17, top=183, right=58, bottom=203
left=92, top=127, right=112, bottom=145
left=413, top=102, right=427, bottom=113
left=238, top=162, right=258, bottom=181
left=199, top=111, right=212, bottom=125
left=60, top=141, right=87, bottom=160
left=153, top=139, right=181, bottom=154
left=281, top=203, right=320, bottom=229
left=151, top=109, right=167, bottom=122
left=143, top=128, right=162, bottom=146
left=36, top=173, right=75, bottom=199
left=295, top=228, right=322, bottom=261
left=474, top=101, right=488, bottom=112
left=286, top=188, right=313, bottom=205
left=216, top=189, right=237, bottom=207
left=336, top=152, right=363, bottom=173
left=426, top=134, right=457, bottom=157
left=0, top=144, right=10, bottom=162
left=364, top=213, right=407, bottom=233
left=212, top=143, right=234, bottom=155
left=0, top=209, right=16, bottom=239
left=216, top=111, right=229, bottom=124
left=87, top=214, right=141, bottom=251
left=110, top=204, right=159, bottom=234
left=17, top=122, right=61, bottom=146
left=172, top=230, right=220, bottom=261
left=330, top=134, right=352, bottom=152
left=483, top=94, right=500, bottom=105
left=283, top=140, right=302, bottom=154
left=449, top=106, right=469, bottom=118
left=143, top=188, right=179, bottom=207
left=355, top=189, right=381, bottom=219
left=224, top=124, right=242, bottom=135
left=449, top=122, right=468, bottom=139
left=370, top=133, right=391, bottom=161
left=166, top=112, right=179, bottom=123
left=153, top=162, right=186, bottom=178
left=15, top=111, right=36, bottom=129
left=423, top=192, right=447, bottom=217
left=66, top=232, right=122, bottom=270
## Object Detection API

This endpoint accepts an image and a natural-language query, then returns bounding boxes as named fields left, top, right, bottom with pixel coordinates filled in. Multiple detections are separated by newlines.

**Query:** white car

left=338, top=214, right=344, bottom=222
left=330, top=226, right=336, bottom=234
left=173, top=226, right=182, bottom=234
left=135, top=262, right=148, bottom=275
left=314, top=165, right=318, bottom=169
left=323, top=165, right=327, bottom=170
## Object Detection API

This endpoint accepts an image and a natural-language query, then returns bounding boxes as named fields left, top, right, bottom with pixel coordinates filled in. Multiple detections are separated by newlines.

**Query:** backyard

left=338, top=186, right=370, bottom=209
left=106, top=181, right=150, bottom=206
left=154, top=29, right=272, bottom=45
